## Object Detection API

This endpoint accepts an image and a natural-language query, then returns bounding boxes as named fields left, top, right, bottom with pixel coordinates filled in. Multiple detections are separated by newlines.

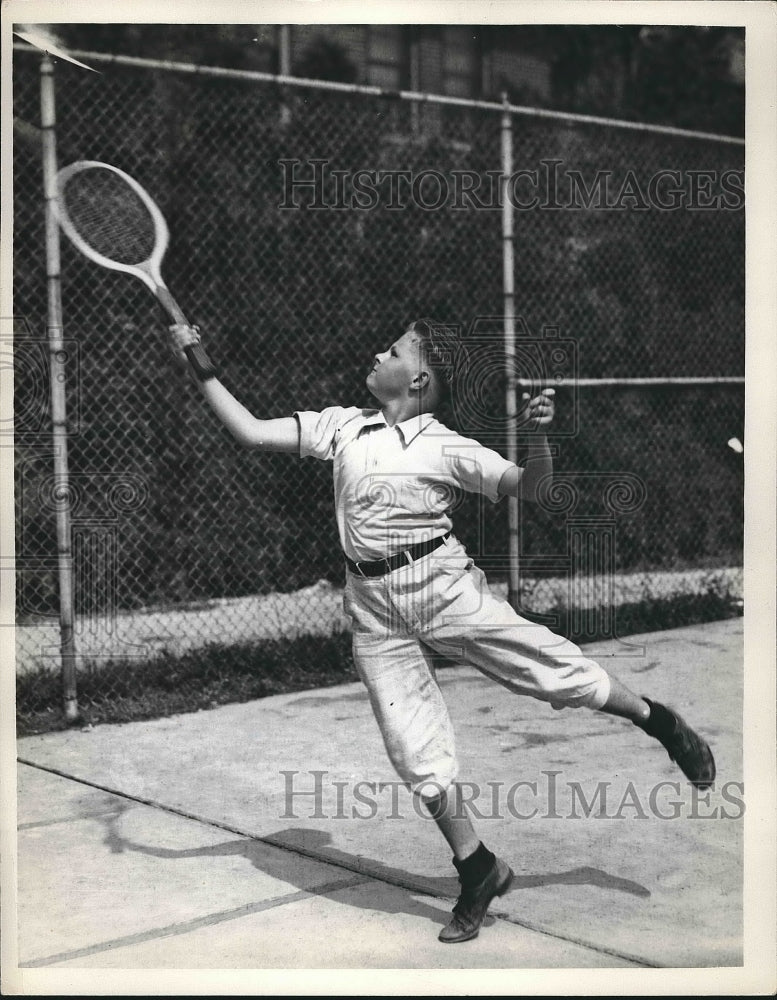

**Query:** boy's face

left=366, top=330, right=426, bottom=403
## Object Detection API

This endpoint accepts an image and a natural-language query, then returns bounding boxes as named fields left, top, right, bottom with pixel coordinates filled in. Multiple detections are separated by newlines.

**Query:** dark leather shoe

left=439, top=856, right=514, bottom=943
left=640, top=698, right=716, bottom=788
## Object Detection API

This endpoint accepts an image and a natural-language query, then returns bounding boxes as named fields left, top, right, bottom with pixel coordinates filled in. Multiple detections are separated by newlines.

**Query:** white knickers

left=343, top=535, right=611, bottom=798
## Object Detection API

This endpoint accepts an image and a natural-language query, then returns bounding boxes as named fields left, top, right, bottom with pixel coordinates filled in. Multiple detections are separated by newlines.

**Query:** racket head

left=55, top=160, right=169, bottom=292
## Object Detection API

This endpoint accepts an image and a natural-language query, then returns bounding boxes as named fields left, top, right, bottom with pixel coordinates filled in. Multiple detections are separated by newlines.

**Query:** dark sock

left=636, top=698, right=675, bottom=738
left=453, top=842, right=495, bottom=885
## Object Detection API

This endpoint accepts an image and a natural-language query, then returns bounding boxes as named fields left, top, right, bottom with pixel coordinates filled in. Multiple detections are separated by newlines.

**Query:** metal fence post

left=278, top=25, right=291, bottom=126
left=501, top=93, right=520, bottom=610
left=40, top=55, right=78, bottom=723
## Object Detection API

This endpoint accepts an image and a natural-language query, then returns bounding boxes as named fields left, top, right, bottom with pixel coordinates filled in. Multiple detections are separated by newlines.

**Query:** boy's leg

left=424, top=783, right=514, bottom=944
left=422, top=543, right=715, bottom=787
left=346, top=597, right=513, bottom=944
left=422, top=781, right=480, bottom=858
left=599, top=675, right=650, bottom=721
left=595, top=677, right=714, bottom=785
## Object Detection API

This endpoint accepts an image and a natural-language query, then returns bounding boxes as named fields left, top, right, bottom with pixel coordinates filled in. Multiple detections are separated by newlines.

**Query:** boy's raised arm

left=168, top=323, right=300, bottom=454
left=498, top=388, right=555, bottom=503
left=199, top=380, right=300, bottom=452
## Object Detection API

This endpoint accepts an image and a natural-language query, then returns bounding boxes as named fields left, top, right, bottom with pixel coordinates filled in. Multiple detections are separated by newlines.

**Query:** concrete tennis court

left=16, top=618, right=742, bottom=971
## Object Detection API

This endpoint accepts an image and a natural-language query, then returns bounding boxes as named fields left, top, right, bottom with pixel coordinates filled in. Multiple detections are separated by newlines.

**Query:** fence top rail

left=563, top=377, right=745, bottom=387
left=13, top=42, right=745, bottom=148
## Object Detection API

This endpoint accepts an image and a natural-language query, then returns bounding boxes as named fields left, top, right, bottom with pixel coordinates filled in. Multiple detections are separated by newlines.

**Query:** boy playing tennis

left=168, top=318, right=715, bottom=944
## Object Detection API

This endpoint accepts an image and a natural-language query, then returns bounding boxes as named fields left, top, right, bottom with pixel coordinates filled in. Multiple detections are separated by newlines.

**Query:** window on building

left=366, top=25, right=406, bottom=89
left=442, top=27, right=480, bottom=98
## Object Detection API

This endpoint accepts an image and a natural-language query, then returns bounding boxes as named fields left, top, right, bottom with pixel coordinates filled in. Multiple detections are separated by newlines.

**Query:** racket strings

left=60, top=168, right=158, bottom=266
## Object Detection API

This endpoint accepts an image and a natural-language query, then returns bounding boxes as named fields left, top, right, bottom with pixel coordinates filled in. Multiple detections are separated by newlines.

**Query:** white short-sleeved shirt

left=295, top=406, right=515, bottom=562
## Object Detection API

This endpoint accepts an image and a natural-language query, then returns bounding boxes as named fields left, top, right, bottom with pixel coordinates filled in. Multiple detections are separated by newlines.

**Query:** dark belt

left=345, top=532, right=450, bottom=578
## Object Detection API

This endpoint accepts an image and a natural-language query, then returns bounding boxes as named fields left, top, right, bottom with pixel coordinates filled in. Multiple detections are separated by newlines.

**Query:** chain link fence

left=13, top=50, right=744, bottom=731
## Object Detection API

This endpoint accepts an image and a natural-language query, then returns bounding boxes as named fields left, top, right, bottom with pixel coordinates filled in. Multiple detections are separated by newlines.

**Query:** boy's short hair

left=406, top=318, right=467, bottom=399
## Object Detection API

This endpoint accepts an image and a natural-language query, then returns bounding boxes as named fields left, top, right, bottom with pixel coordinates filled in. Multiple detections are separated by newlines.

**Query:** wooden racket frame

left=55, top=159, right=212, bottom=371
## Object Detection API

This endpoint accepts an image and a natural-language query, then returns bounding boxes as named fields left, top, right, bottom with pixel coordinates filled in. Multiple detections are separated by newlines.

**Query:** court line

left=20, top=876, right=367, bottom=968
left=17, top=757, right=656, bottom=968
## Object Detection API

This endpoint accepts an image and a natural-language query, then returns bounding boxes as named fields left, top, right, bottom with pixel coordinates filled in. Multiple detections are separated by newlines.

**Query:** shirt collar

left=360, top=409, right=436, bottom=444
left=395, top=412, right=436, bottom=444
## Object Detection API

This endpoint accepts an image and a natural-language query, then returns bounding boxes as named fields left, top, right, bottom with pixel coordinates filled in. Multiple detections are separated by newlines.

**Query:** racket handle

left=155, top=283, right=189, bottom=326
left=184, top=343, right=220, bottom=382
left=156, top=284, right=219, bottom=381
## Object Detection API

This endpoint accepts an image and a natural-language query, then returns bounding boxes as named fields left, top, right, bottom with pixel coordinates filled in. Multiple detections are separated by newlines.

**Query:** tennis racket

left=54, top=160, right=214, bottom=376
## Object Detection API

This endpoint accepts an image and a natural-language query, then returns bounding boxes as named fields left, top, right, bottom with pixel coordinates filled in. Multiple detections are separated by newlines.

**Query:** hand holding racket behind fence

left=55, top=160, right=218, bottom=381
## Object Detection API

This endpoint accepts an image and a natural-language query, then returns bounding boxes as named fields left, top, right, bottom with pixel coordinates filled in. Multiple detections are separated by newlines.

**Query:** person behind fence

left=167, top=317, right=716, bottom=945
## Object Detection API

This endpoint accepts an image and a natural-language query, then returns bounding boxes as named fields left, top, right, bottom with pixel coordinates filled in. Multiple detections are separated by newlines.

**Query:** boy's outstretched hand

left=521, top=387, right=556, bottom=430
left=167, top=323, right=220, bottom=383
left=168, top=323, right=202, bottom=368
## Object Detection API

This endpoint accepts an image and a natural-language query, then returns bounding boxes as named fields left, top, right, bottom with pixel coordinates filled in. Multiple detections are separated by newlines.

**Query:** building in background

left=253, top=25, right=555, bottom=103
left=252, top=24, right=744, bottom=120
left=52, top=22, right=744, bottom=135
